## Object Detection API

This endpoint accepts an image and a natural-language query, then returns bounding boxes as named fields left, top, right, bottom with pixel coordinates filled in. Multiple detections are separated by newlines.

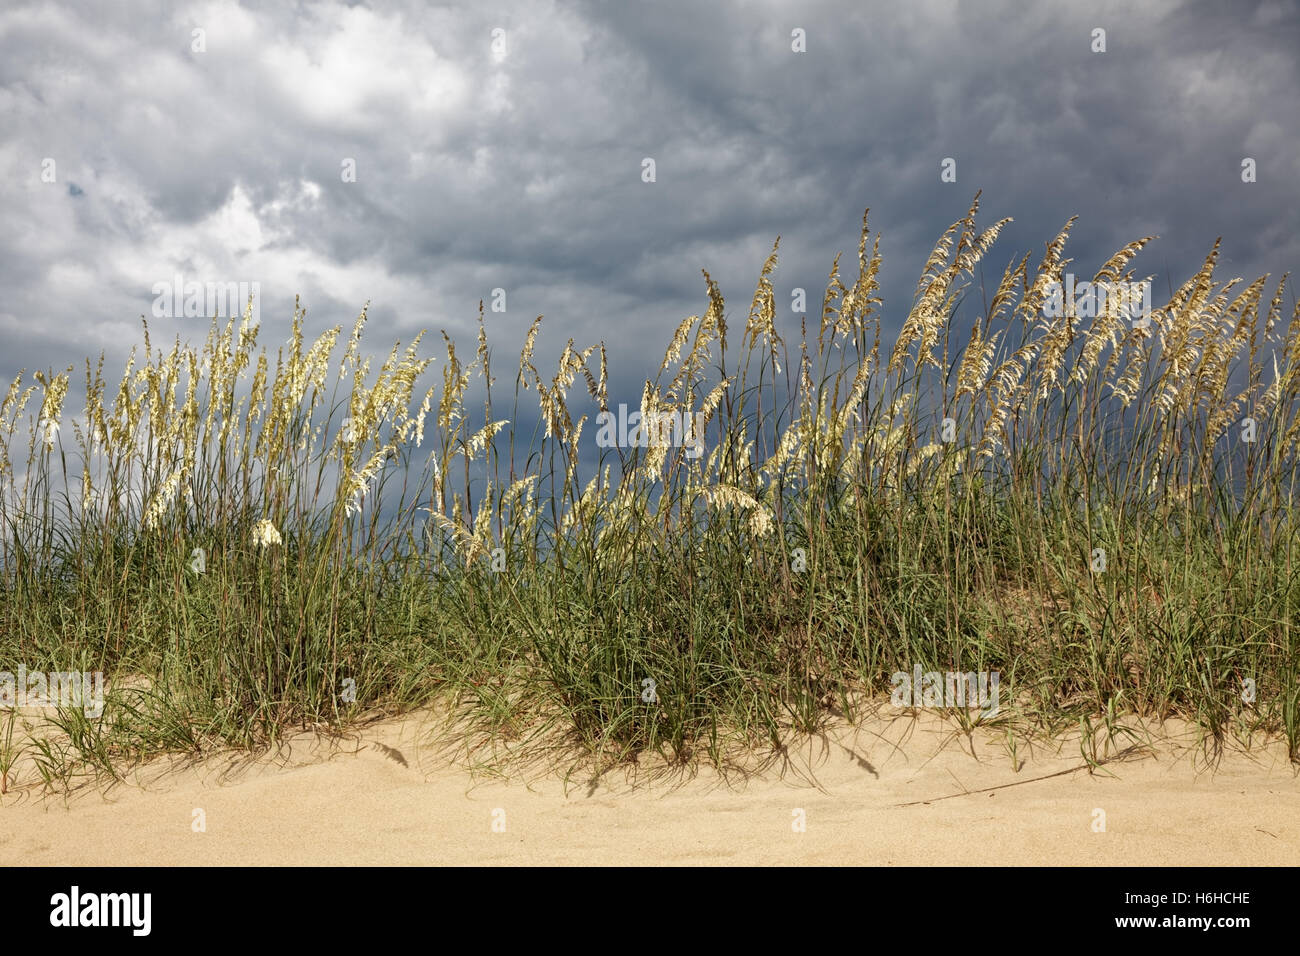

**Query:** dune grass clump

left=3, top=193, right=1300, bottom=787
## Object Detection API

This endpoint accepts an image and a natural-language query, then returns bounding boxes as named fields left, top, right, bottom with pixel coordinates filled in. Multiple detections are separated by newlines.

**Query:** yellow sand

left=2, top=710, right=1296, bottom=865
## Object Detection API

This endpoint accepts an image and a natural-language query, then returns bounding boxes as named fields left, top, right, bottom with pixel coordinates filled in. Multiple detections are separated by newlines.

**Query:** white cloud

left=259, top=4, right=469, bottom=133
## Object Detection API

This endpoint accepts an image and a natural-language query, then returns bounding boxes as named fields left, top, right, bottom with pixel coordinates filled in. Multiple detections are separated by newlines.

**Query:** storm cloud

left=1, top=0, right=1297, bottom=419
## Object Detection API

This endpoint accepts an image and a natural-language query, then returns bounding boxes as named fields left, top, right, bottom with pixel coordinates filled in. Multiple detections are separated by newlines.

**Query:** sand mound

left=2, top=710, right=1296, bottom=865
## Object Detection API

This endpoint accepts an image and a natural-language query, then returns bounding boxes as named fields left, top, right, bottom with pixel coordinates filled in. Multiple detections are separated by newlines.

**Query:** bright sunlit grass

left=3, top=194, right=1299, bottom=790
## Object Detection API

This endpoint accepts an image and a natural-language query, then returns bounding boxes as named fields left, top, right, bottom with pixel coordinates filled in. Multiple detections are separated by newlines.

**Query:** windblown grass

left=3, top=193, right=1299, bottom=787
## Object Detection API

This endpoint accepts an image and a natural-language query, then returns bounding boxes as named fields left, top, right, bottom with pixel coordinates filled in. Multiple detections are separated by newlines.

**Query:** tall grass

left=3, top=194, right=1299, bottom=787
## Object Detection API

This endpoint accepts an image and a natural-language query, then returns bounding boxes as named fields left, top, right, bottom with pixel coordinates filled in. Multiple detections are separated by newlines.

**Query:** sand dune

left=2, top=710, right=1296, bottom=866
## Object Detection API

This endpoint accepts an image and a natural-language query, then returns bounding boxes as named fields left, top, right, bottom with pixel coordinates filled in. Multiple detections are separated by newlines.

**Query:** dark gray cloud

left=1, top=0, right=1297, bottom=423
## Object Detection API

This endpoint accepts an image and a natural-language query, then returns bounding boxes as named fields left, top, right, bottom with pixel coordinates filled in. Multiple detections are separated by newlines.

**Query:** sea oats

left=439, top=333, right=471, bottom=432
left=700, top=269, right=727, bottom=356
left=476, top=305, right=489, bottom=372
left=142, top=467, right=185, bottom=530
left=831, top=370, right=871, bottom=446
left=660, top=314, right=697, bottom=377
left=1035, top=319, right=1075, bottom=403
left=1070, top=271, right=1151, bottom=388
left=464, top=419, right=510, bottom=459
left=905, top=442, right=944, bottom=480
left=988, top=255, right=1030, bottom=326
left=978, top=400, right=1009, bottom=460
left=835, top=211, right=884, bottom=341
left=747, top=505, right=774, bottom=537
left=562, top=473, right=601, bottom=534
left=504, top=474, right=539, bottom=506
left=818, top=251, right=846, bottom=345
left=251, top=518, right=282, bottom=549
left=702, top=483, right=760, bottom=513
left=1258, top=348, right=1288, bottom=421
left=413, top=385, right=435, bottom=448
left=1094, top=237, right=1157, bottom=289
left=596, top=343, right=608, bottom=408
left=743, top=240, right=781, bottom=344
left=35, top=369, right=71, bottom=452
left=762, top=424, right=802, bottom=480
left=0, top=375, right=26, bottom=429
left=1107, top=331, right=1150, bottom=409
left=1012, top=218, right=1077, bottom=328
left=344, top=447, right=389, bottom=514
left=340, top=307, right=369, bottom=381
left=581, top=348, right=603, bottom=405
left=953, top=217, right=1013, bottom=280
left=955, top=322, right=1000, bottom=401
left=554, top=416, right=590, bottom=499
left=697, top=378, right=730, bottom=424
left=9, top=199, right=1298, bottom=784
left=518, top=315, right=543, bottom=391
left=429, top=497, right=493, bottom=569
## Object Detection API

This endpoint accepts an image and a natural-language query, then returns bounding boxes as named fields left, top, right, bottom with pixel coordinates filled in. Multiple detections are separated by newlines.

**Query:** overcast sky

left=2, top=0, right=1298, bottom=432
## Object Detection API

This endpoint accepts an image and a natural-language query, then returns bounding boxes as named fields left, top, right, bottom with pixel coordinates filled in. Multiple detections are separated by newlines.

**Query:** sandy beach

left=2, top=710, right=1296, bottom=866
